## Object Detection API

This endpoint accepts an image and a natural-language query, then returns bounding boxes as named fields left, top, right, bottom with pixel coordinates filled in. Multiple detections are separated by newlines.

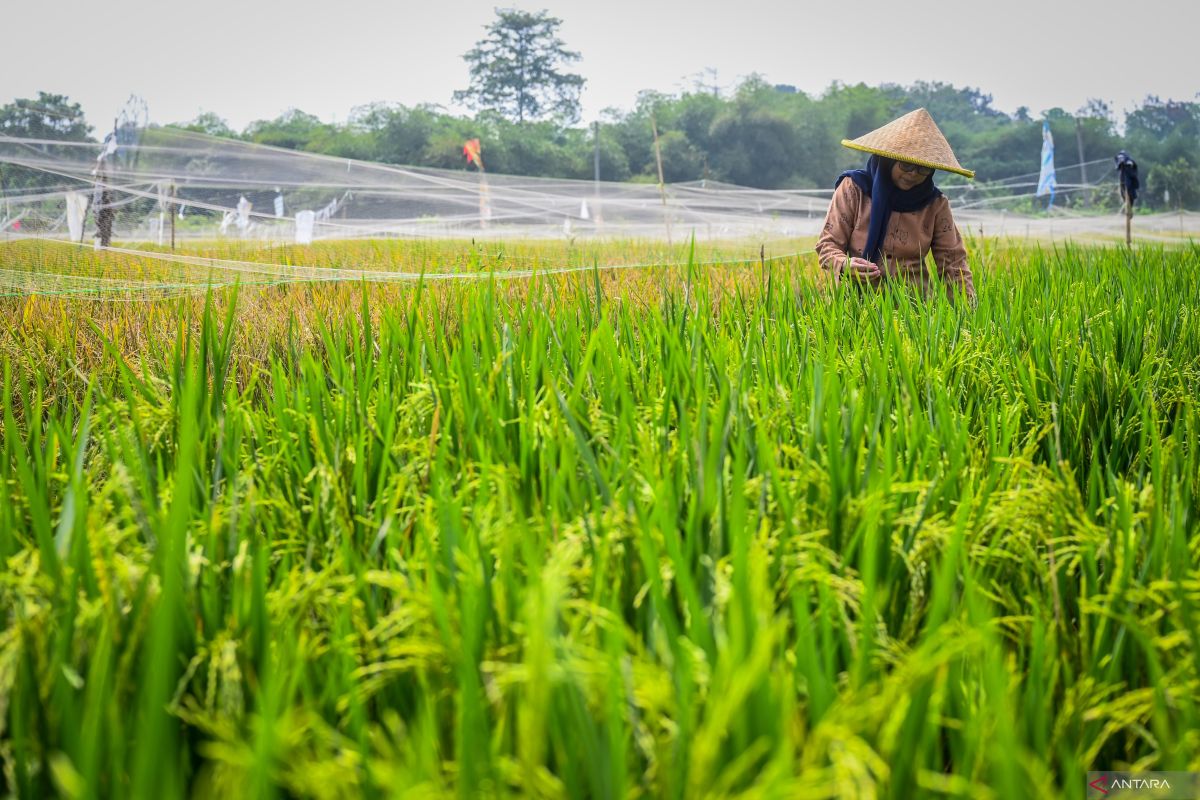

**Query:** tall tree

left=243, top=109, right=333, bottom=150
left=0, top=93, right=92, bottom=194
left=175, top=111, right=238, bottom=139
left=707, top=108, right=799, bottom=189
left=0, top=92, right=92, bottom=141
left=453, top=9, right=585, bottom=124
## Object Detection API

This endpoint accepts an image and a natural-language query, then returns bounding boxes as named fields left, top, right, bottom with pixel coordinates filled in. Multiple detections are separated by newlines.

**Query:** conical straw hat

left=841, top=108, right=974, bottom=179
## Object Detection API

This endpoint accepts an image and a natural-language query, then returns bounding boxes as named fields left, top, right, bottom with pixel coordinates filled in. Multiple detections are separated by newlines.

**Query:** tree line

left=3, top=84, right=1199, bottom=210
left=167, top=83, right=1200, bottom=212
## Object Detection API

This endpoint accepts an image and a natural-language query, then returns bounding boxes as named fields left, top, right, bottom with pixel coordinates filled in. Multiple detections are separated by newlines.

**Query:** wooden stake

left=650, top=111, right=671, bottom=245
left=0, top=164, right=9, bottom=225
left=478, top=169, right=490, bottom=230
left=592, top=120, right=603, bottom=228
left=593, top=120, right=600, bottom=188
left=760, top=243, right=766, bottom=293
left=157, top=184, right=165, bottom=247
left=1075, top=119, right=1088, bottom=206
left=170, top=181, right=176, bottom=251
left=95, top=163, right=114, bottom=248
left=1123, top=187, right=1132, bottom=248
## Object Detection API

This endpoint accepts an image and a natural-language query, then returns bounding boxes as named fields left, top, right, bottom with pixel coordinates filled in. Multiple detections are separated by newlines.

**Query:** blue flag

left=1036, top=121, right=1057, bottom=208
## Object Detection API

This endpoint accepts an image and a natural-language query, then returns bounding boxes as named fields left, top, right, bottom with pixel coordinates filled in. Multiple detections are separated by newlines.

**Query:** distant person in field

left=816, top=108, right=976, bottom=304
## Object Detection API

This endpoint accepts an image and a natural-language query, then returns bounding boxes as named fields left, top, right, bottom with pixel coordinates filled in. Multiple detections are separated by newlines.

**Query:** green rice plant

left=0, top=240, right=1197, bottom=798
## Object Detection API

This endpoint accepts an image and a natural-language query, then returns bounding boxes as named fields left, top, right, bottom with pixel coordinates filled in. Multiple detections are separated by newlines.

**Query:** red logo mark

left=1089, top=775, right=1109, bottom=795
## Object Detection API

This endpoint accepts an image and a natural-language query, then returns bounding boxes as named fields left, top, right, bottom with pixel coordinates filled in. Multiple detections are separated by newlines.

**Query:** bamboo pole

left=95, top=162, right=114, bottom=248
left=650, top=111, right=671, bottom=245
left=478, top=169, right=490, bottom=231
left=1123, top=187, right=1132, bottom=249
left=592, top=120, right=603, bottom=228
left=157, top=183, right=165, bottom=247
left=1075, top=119, right=1089, bottom=207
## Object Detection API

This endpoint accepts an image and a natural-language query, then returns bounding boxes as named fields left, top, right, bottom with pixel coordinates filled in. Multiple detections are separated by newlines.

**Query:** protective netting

left=2, top=126, right=1197, bottom=299
left=0, top=234, right=812, bottom=301
left=0, top=127, right=833, bottom=243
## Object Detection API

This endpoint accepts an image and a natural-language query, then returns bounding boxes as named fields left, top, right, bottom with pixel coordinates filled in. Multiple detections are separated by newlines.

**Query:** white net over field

left=1, top=126, right=1197, bottom=299
left=0, top=127, right=833, bottom=243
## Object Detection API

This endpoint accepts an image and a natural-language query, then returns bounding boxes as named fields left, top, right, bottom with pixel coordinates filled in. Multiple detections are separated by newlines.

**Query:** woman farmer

left=816, top=108, right=976, bottom=303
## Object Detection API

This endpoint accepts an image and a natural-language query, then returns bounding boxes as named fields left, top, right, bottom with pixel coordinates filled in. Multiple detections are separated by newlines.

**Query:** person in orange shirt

left=816, top=108, right=976, bottom=304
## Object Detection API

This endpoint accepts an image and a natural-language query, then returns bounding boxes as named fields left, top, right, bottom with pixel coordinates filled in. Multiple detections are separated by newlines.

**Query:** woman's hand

left=843, top=257, right=882, bottom=285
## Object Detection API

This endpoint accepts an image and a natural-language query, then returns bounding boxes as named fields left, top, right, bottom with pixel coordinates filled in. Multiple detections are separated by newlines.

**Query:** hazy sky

left=5, top=0, right=1197, bottom=132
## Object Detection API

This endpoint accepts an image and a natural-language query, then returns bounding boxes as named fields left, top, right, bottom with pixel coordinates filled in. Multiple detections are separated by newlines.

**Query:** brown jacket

left=816, top=180, right=975, bottom=303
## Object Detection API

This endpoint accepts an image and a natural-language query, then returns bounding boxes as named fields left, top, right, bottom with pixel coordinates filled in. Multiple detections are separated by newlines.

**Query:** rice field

left=0, top=237, right=1198, bottom=799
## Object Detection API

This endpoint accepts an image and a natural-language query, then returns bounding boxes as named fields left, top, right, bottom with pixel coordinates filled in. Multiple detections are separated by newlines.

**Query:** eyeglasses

left=897, top=161, right=935, bottom=177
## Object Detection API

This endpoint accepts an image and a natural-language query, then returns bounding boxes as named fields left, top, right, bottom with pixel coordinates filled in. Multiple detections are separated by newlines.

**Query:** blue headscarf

left=835, top=155, right=942, bottom=263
